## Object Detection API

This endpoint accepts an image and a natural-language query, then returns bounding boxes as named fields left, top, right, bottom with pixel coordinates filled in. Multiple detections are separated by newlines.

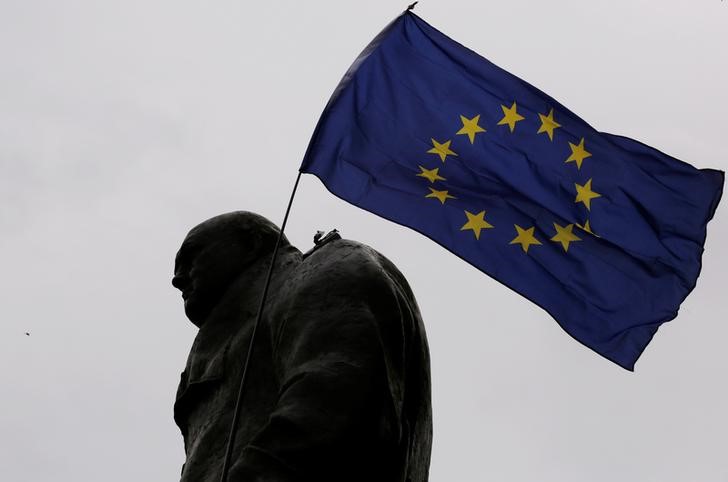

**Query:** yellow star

left=497, top=102, right=525, bottom=133
left=565, top=137, right=592, bottom=169
left=460, top=210, right=494, bottom=240
left=425, top=187, right=455, bottom=204
left=456, top=114, right=486, bottom=143
left=417, top=166, right=446, bottom=183
left=537, top=108, right=561, bottom=141
left=576, top=219, right=599, bottom=237
left=550, top=223, right=582, bottom=252
left=574, top=178, right=602, bottom=210
left=427, top=138, right=457, bottom=162
left=509, top=225, right=542, bottom=253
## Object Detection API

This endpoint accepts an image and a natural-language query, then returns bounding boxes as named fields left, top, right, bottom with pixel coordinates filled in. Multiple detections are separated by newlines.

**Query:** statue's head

left=172, top=211, right=284, bottom=326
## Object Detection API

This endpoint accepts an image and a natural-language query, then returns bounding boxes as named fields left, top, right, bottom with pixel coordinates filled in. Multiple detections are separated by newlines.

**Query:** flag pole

left=218, top=170, right=303, bottom=482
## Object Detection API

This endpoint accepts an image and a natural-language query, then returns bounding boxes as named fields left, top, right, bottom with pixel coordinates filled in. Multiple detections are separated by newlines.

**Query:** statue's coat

left=175, top=239, right=432, bottom=481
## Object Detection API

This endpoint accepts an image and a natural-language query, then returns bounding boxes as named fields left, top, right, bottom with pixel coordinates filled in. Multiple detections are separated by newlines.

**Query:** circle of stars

left=416, top=101, right=602, bottom=255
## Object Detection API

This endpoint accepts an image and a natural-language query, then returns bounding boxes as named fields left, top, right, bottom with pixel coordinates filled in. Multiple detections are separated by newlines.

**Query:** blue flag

left=300, top=11, right=723, bottom=370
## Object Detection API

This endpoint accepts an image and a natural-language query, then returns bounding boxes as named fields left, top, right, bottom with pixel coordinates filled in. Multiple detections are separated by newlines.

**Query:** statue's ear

left=240, top=236, right=262, bottom=267
left=232, top=229, right=272, bottom=269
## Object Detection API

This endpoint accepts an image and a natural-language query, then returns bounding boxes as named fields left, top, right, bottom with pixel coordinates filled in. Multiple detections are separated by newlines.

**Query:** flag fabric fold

left=300, top=11, right=723, bottom=370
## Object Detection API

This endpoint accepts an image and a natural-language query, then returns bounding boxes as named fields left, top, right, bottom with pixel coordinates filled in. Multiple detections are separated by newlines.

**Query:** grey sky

left=1, top=1, right=726, bottom=480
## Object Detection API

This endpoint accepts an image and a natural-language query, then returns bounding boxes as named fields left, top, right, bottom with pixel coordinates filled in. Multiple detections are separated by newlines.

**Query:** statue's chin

left=184, top=299, right=208, bottom=328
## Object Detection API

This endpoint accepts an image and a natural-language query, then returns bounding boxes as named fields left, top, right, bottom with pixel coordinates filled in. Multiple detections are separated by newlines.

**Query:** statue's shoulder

left=284, top=238, right=409, bottom=300
left=305, top=238, right=396, bottom=278
left=306, top=238, right=382, bottom=267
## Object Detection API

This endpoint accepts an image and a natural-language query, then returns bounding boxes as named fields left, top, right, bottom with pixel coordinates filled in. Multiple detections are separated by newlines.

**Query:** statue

left=171, top=211, right=432, bottom=481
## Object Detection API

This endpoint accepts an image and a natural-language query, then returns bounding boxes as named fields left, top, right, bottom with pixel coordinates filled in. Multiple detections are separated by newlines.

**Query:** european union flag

left=300, top=11, right=723, bottom=370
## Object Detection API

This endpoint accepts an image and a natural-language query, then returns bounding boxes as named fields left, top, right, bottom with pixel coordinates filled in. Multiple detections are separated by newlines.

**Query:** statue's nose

left=172, top=274, right=187, bottom=290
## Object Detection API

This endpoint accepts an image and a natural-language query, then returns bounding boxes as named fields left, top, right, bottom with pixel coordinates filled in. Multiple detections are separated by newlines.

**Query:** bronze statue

left=172, top=211, right=432, bottom=481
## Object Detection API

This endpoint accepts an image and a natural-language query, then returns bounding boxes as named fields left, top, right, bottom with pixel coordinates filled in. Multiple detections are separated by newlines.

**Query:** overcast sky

left=1, top=1, right=726, bottom=481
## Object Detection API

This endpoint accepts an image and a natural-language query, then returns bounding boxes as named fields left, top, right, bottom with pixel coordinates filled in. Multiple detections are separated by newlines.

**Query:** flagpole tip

left=407, top=2, right=418, bottom=11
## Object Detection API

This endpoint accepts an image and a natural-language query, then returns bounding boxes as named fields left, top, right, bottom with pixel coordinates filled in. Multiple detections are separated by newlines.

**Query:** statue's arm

left=229, top=281, right=398, bottom=480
